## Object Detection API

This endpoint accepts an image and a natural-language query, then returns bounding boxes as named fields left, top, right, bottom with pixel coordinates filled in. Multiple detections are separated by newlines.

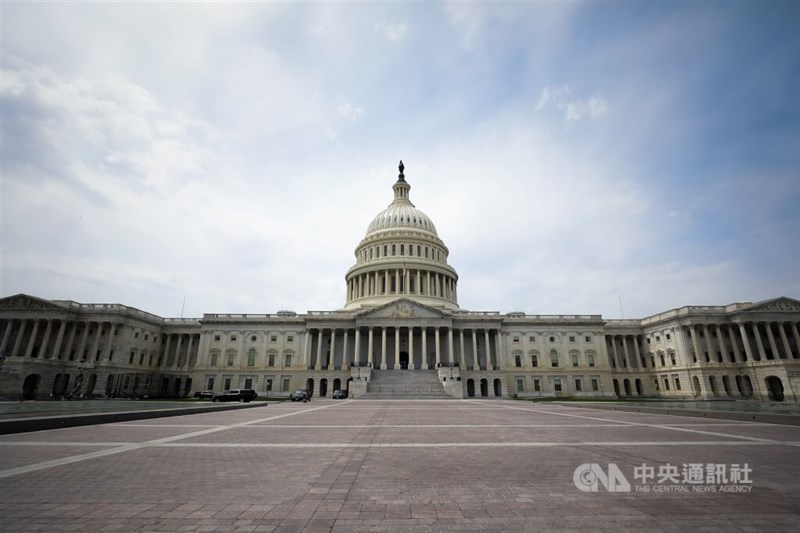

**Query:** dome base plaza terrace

left=1, top=163, right=798, bottom=404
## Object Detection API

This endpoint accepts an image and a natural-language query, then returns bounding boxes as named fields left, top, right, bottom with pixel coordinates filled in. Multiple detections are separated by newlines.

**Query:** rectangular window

left=513, top=336, right=519, bottom=343
left=224, top=377, right=231, bottom=389
left=285, top=354, right=292, bottom=366
left=533, top=379, right=540, bottom=392
left=554, top=378, right=562, bottom=392
left=139, top=353, right=144, bottom=365
left=214, top=335, right=221, bottom=341
left=585, top=336, right=591, bottom=342
left=571, top=354, right=578, bottom=367
left=247, top=351, right=256, bottom=367
left=674, top=377, right=681, bottom=391
left=588, top=354, right=595, bottom=367
left=207, top=377, right=215, bottom=390
left=656, top=336, right=661, bottom=342
left=134, top=332, right=139, bottom=338
left=210, top=353, right=218, bottom=366
left=664, top=377, right=670, bottom=391
left=575, top=379, right=582, bottom=391
left=516, top=378, right=524, bottom=392
left=282, top=378, right=291, bottom=392
left=265, top=378, right=273, bottom=392
left=531, top=355, right=538, bottom=367
left=666, top=334, right=671, bottom=340
left=287, top=335, right=294, bottom=342
left=591, top=378, right=599, bottom=391
left=227, top=353, right=235, bottom=366
left=529, top=336, right=535, bottom=342
left=231, top=335, right=237, bottom=342
left=569, top=336, right=575, bottom=342
left=654, top=378, right=660, bottom=391
left=244, top=378, right=253, bottom=389
left=670, top=353, right=676, bottom=365
left=144, top=334, right=148, bottom=341
left=271, top=335, right=277, bottom=342
left=129, top=351, right=135, bottom=364
left=268, top=353, right=275, bottom=366
left=514, top=355, right=521, bottom=367
left=551, top=352, right=558, bottom=367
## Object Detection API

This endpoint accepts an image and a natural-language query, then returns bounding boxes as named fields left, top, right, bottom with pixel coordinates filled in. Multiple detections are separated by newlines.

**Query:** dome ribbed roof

left=366, top=204, right=438, bottom=236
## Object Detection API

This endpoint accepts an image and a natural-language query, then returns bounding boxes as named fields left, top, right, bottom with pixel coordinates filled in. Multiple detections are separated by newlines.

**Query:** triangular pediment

left=0, top=293, right=69, bottom=312
left=356, top=298, right=450, bottom=320
left=740, top=297, right=800, bottom=314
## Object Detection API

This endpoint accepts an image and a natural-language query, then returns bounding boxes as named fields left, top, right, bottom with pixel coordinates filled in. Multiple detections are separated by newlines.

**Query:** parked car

left=211, top=389, right=258, bottom=403
left=332, top=389, right=347, bottom=399
left=290, top=389, right=311, bottom=402
left=193, top=390, right=214, bottom=399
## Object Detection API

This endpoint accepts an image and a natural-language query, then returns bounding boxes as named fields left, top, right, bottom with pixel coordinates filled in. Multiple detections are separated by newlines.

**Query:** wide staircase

left=361, top=369, right=451, bottom=399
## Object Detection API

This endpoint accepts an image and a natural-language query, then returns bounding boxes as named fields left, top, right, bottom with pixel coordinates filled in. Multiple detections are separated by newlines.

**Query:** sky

left=1, top=2, right=799, bottom=320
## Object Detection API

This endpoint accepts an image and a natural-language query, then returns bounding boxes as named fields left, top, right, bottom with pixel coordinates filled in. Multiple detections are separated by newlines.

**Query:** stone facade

left=2, top=165, right=798, bottom=402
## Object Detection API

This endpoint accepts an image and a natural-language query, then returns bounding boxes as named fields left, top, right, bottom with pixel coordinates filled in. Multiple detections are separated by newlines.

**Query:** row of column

left=347, top=269, right=457, bottom=303
left=607, top=334, right=649, bottom=370
left=607, top=320, right=800, bottom=371
left=685, top=321, right=800, bottom=364
left=303, top=326, right=501, bottom=371
left=0, top=318, right=119, bottom=362
left=0, top=318, right=199, bottom=370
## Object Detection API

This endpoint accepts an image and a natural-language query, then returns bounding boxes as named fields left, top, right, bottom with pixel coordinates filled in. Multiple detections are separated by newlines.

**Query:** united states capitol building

left=2, top=163, right=799, bottom=402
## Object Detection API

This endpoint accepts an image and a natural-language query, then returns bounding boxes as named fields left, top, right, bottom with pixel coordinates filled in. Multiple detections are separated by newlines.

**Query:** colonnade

left=346, top=268, right=457, bottom=304
left=606, top=320, right=800, bottom=371
left=0, top=318, right=199, bottom=370
left=683, top=321, right=800, bottom=364
left=303, top=326, right=501, bottom=371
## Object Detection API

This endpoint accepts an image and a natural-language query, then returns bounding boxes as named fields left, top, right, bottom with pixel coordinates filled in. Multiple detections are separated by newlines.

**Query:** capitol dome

left=365, top=201, right=438, bottom=236
left=344, top=162, right=459, bottom=311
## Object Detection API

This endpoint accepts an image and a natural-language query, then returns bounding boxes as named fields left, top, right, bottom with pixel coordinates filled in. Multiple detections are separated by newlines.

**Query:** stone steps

left=361, top=370, right=451, bottom=399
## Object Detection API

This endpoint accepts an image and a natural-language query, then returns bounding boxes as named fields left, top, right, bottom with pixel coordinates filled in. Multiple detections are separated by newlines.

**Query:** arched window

left=550, top=350, right=559, bottom=367
left=384, top=245, right=387, bottom=256
left=247, top=349, right=256, bottom=367
left=530, top=352, right=539, bottom=367
left=284, top=353, right=292, bottom=367
left=400, top=244, right=404, bottom=255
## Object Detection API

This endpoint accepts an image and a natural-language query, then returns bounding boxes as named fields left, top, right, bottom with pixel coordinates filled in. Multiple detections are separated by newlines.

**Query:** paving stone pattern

left=1, top=400, right=800, bottom=532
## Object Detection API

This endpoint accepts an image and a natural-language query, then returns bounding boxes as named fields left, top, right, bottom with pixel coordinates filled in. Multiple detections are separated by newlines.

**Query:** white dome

left=366, top=203, right=438, bottom=236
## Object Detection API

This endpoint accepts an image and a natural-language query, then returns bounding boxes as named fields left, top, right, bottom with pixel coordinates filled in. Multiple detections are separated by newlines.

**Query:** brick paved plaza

left=1, top=400, right=800, bottom=532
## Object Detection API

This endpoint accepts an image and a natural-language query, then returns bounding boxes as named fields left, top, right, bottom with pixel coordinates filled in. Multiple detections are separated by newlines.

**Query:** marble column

left=24, top=319, right=40, bottom=358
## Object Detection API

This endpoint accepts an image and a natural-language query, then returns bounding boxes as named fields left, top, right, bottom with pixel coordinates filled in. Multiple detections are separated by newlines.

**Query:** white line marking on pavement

left=483, top=401, right=800, bottom=447
left=4, top=439, right=799, bottom=449
left=0, top=401, right=350, bottom=479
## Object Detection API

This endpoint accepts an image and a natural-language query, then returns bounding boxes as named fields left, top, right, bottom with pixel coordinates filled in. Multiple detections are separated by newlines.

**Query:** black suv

left=211, top=389, right=258, bottom=403
left=290, top=390, right=311, bottom=402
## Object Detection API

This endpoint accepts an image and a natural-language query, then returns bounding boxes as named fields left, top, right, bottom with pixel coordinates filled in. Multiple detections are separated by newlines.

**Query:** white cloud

left=337, top=101, right=364, bottom=121
left=377, top=22, right=407, bottom=42
left=536, top=85, right=609, bottom=123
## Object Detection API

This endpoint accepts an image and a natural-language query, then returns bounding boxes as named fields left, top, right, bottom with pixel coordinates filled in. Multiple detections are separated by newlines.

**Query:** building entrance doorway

left=399, top=351, right=409, bottom=370
left=766, top=376, right=785, bottom=401
left=22, top=374, right=40, bottom=400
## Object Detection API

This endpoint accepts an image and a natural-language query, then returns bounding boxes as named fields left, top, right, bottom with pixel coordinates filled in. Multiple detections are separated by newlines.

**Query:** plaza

left=2, top=399, right=799, bottom=531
